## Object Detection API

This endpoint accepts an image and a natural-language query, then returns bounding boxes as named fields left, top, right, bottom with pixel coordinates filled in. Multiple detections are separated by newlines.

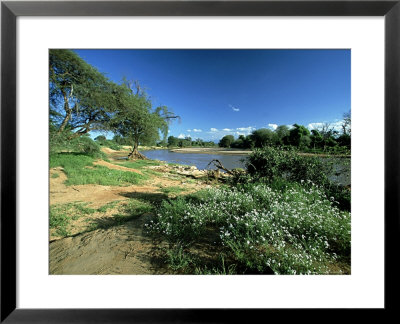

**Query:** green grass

left=50, top=202, right=97, bottom=237
left=86, top=198, right=155, bottom=231
left=50, top=153, right=148, bottom=186
left=166, top=244, right=195, bottom=271
left=159, top=186, right=188, bottom=196
left=51, top=173, right=60, bottom=178
left=97, top=201, right=120, bottom=213
left=120, top=198, right=154, bottom=217
left=118, top=159, right=161, bottom=169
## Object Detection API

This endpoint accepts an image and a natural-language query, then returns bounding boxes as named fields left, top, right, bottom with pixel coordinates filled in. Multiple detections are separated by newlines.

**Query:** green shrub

left=242, top=147, right=350, bottom=211
left=50, top=130, right=104, bottom=158
left=246, top=147, right=331, bottom=186
left=146, top=182, right=351, bottom=275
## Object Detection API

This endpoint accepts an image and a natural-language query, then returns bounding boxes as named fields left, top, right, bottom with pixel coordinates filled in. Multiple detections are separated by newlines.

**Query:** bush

left=245, top=147, right=331, bottom=186
left=243, top=147, right=350, bottom=211
left=146, top=182, right=351, bottom=275
left=50, top=131, right=103, bottom=158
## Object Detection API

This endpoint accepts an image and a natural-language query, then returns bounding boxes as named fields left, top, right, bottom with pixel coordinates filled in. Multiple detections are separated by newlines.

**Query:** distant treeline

left=165, top=120, right=351, bottom=154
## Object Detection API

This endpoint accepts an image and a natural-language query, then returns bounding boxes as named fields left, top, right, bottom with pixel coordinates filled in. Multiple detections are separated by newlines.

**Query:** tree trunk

left=128, top=141, right=147, bottom=160
left=57, top=90, right=72, bottom=134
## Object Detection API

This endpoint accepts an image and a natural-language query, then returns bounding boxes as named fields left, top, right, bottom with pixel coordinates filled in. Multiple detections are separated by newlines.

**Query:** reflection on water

left=139, top=149, right=350, bottom=186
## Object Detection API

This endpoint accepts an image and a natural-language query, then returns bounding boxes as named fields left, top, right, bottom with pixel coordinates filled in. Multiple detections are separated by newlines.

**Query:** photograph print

left=49, top=49, right=351, bottom=275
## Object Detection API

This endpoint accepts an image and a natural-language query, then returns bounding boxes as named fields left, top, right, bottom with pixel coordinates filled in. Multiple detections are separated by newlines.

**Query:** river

left=140, top=149, right=246, bottom=170
left=139, top=149, right=350, bottom=186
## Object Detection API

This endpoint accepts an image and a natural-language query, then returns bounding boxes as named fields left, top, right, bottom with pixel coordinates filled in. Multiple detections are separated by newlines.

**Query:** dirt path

left=93, top=160, right=142, bottom=174
left=49, top=154, right=210, bottom=274
left=50, top=214, right=171, bottom=274
left=50, top=168, right=155, bottom=207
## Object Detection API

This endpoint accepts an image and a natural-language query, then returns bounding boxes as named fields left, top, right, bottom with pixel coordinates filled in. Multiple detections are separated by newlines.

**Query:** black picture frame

left=1, top=0, right=399, bottom=322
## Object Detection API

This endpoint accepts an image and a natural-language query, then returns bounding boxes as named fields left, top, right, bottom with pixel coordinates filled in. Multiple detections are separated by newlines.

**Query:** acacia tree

left=111, top=82, right=178, bottom=159
left=49, top=49, right=118, bottom=138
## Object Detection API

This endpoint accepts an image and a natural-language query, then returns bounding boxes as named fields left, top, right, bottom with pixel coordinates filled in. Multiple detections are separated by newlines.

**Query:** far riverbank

left=169, top=148, right=252, bottom=155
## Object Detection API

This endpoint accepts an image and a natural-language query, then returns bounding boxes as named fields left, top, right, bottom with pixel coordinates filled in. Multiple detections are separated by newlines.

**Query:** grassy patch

left=118, top=160, right=161, bottom=169
left=120, top=198, right=154, bottom=217
left=51, top=173, right=59, bottom=178
left=159, top=186, right=188, bottom=196
left=50, top=202, right=96, bottom=237
left=50, top=153, right=148, bottom=186
left=86, top=198, right=155, bottom=231
left=166, top=244, right=195, bottom=272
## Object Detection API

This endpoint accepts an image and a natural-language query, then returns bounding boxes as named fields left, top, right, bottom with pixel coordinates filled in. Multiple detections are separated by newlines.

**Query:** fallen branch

left=206, top=159, right=235, bottom=175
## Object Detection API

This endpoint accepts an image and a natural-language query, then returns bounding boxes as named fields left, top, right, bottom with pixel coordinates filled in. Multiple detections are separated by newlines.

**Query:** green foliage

left=146, top=182, right=351, bottom=275
left=250, top=128, right=274, bottom=147
left=231, top=135, right=254, bottom=149
left=274, top=125, right=290, bottom=145
left=167, top=135, right=179, bottom=147
left=95, top=135, right=107, bottom=142
left=50, top=49, right=119, bottom=137
left=166, top=244, right=195, bottom=271
left=246, top=147, right=331, bottom=186
left=113, top=134, right=131, bottom=146
left=110, top=82, right=178, bottom=152
left=288, top=124, right=311, bottom=148
left=121, top=199, right=154, bottom=218
left=242, top=147, right=350, bottom=211
left=159, top=186, right=188, bottom=196
left=310, top=129, right=324, bottom=149
left=219, top=135, right=235, bottom=148
left=50, top=131, right=104, bottom=158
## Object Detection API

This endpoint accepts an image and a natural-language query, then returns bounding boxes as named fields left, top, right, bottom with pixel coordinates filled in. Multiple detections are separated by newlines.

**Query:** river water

left=139, top=149, right=350, bottom=186
left=140, top=149, right=247, bottom=170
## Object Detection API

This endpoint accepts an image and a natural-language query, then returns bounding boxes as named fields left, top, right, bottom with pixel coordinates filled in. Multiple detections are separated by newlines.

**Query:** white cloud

left=177, top=133, right=186, bottom=139
left=229, top=104, right=240, bottom=112
left=268, top=123, right=278, bottom=130
left=205, top=126, right=255, bottom=141
left=187, top=129, right=192, bottom=132
left=236, top=126, right=255, bottom=133
left=193, top=129, right=202, bottom=132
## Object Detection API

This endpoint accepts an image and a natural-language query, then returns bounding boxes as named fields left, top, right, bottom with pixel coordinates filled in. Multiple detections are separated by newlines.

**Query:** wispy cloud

left=210, top=128, right=218, bottom=132
left=193, top=129, right=202, bottom=132
left=177, top=133, right=187, bottom=139
left=223, top=128, right=233, bottom=131
left=229, top=104, right=240, bottom=112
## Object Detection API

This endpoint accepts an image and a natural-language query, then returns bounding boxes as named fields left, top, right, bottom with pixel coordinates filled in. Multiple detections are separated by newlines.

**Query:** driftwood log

left=206, top=159, right=235, bottom=175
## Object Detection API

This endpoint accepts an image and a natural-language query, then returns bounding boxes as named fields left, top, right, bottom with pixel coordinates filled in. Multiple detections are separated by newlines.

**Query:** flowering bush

left=146, top=181, right=351, bottom=275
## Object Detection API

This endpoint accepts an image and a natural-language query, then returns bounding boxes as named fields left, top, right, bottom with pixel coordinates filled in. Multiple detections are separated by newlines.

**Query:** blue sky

left=74, top=49, right=350, bottom=141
